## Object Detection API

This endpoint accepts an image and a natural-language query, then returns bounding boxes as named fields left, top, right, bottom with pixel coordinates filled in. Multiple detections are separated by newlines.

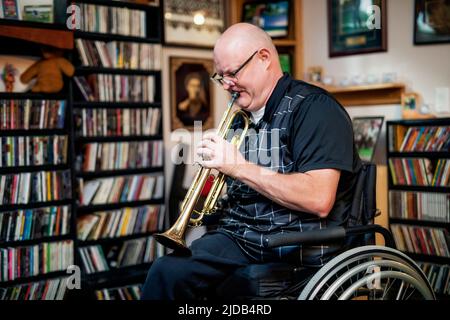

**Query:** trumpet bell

left=154, top=231, right=190, bottom=254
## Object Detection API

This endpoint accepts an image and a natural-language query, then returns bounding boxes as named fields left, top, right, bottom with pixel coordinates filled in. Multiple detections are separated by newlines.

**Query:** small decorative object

left=1, top=63, right=18, bottom=92
left=322, top=76, right=334, bottom=86
left=366, top=74, right=379, bottom=84
left=307, top=66, right=323, bottom=83
left=401, top=92, right=435, bottom=119
left=164, top=0, right=225, bottom=48
left=170, top=57, right=214, bottom=131
left=352, top=116, right=384, bottom=162
left=20, top=46, right=75, bottom=93
left=420, top=103, right=431, bottom=115
left=351, top=75, right=364, bottom=86
left=414, top=0, right=450, bottom=45
left=242, top=0, right=290, bottom=38
left=339, top=77, right=351, bottom=87
left=382, top=72, right=397, bottom=83
left=328, top=0, right=387, bottom=57
left=2, top=0, right=20, bottom=19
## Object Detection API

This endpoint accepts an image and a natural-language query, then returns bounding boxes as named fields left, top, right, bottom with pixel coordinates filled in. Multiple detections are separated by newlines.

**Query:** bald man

left=141, top=23, right=362, bottom=300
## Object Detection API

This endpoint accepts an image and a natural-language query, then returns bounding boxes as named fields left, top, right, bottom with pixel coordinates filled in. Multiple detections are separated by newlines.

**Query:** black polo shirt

left=217, top=73, right=362, bottom=267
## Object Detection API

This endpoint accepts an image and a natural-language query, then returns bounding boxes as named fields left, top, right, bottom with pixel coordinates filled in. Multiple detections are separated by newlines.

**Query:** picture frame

left=352, top=116, right=384, bottom=162
left=163, top=0, right=226, bottom=48
left=414, top=0, right=450, bottom=45
left=1, top=0, right=20, bottom=19
left=401, top=92, right=420, bottom=112
left=328, top=0, right=387, bottom=58
left=241, top=0, right=290, bottom=38
left=170, top=57, right=215, bottom=131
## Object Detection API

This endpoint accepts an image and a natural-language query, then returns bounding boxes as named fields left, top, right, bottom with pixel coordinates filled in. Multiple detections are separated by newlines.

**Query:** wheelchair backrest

left=345, top=162, right=378, bottom=246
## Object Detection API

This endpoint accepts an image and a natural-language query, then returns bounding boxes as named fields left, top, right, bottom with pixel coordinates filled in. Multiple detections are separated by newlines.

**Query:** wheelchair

left=210, top=163, right=436, bottom=300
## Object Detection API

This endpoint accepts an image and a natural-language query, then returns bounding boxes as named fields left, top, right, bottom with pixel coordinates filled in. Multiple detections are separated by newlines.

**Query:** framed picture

left=242, top=0, right=290, bottom=38
left=402, top=93, right=420, bottom=111
left=170, top=57, right=214, bottom=131
left=328, top=0, right=387, bottom=57
left=163, top=0, right=225, bottom=48
left=414, top=0, right=450, bottom=45
left=2, top=0, right=20, bottom=19
left=352, top=116, right=384, bottom=162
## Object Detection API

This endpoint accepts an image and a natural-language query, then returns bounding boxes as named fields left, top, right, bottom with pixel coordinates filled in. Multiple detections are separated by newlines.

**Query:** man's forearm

left=231, top=161, right=335, bottom=217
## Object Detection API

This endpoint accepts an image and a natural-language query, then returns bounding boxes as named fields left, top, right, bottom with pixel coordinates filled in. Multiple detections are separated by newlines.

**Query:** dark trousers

left=140, top=231, right=253, bottom=300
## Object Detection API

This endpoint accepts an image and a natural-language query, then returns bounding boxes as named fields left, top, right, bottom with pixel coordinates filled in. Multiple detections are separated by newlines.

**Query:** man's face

left=187, top=78, right=201, bottom=99
left=214, top=50, right=263, bottom=112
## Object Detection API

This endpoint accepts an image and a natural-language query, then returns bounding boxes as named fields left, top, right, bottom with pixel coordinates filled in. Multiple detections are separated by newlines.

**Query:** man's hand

left=197, top=132, right=247, bottom=177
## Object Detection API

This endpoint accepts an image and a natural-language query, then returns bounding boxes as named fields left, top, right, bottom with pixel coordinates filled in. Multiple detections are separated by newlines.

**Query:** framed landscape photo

left=163, top=0, right=225, bottom=48
left=414, top=0, right=450, bottom=45
left=170, top=57, right=214, bottom=131
left=352, top=116, right=384, bottom=162
left=328, top=0, right=387, bottom=57
left=242, top=0, right=290, bottom=38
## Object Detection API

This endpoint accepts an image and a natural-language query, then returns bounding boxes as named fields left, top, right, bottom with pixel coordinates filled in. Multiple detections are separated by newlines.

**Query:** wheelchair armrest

left=263, top=227, right=346, bottom=249
left=263, top=224, right=396, bottom=249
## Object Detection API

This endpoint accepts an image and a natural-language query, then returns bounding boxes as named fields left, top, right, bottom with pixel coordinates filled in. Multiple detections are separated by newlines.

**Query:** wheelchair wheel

left=298, top=245, right=435, bottom=300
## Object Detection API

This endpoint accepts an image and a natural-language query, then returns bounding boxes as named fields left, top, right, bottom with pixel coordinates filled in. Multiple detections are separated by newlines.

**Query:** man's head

left=213, top=23, right=283, bottom=112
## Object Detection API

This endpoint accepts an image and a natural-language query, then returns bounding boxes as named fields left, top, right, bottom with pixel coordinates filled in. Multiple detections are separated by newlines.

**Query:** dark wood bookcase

left=386, top=118, right=450, bottom=298
left=0, top=0, right=165, bottom=300
left=69, top=0, right=165, bottom=300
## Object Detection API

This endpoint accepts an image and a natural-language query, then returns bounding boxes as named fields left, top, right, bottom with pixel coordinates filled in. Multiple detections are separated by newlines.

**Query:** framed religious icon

left=328, top=0, right=387, bottom=57
left=163, top=0, right=226, bottom=48
left=414, top=0, right=450, bottom=45
left=170, top=57, right=214, bottom=131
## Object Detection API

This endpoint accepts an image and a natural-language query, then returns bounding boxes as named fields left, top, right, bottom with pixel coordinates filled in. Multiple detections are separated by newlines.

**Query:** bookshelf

left=0, top=28, right=75, bottom=300
left=386, top=118, right=450, bottom=297
left=228, top=0, right=304, bottom=79
left=69, top=0, right=166, bottom=300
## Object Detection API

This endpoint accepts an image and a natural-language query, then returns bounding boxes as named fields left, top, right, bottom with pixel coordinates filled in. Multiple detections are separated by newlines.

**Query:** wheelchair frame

left=262, top=225, right=436, bottom=300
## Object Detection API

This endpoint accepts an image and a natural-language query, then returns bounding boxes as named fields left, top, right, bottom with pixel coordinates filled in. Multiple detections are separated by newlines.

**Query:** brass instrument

left=154, top=92, right=249, bottom=252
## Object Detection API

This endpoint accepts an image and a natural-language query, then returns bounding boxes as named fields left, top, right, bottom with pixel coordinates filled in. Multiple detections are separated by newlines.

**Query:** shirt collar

left=262, top=72, right=292, bottom=123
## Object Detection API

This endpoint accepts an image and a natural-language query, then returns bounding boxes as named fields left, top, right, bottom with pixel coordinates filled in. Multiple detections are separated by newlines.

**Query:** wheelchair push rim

left=298, top=245, right=436, bottom=300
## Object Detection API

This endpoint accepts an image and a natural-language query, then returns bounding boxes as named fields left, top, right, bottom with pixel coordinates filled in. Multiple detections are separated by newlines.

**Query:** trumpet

left=154, top=92, right=249, bottom=253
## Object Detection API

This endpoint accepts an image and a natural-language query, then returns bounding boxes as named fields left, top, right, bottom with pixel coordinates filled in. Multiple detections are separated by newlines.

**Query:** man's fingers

left=197, top=147, right=214, bottom=159
left=197, top=139, right=216, bottom=150
left=198, top=159, right=215, bottom=168
left=202, top=132, right=220, bottom=142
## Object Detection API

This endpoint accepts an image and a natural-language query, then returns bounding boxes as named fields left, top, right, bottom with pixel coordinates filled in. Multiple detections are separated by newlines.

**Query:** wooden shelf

left=75, top=31, right=159, bottom=44
left=389, top=218, right=450, bottom=229
left=273, top=39, right=298, bottom=47
left=78, top=231, right=161, bottom=247
left=75, top=135, right=163, bottom=143
left=312, top=82, right=405, bottom=106
left=388, top=151, right=450, bottom=159
left=76, top=0, right=160, bottom=10
left=75, top=167, right=164, bottom=179
left=76, top=66, right=160, bottom=76
left=0, top=21, right=73, bottom=49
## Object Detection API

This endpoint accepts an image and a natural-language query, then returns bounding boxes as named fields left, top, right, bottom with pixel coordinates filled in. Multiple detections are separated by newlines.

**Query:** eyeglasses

left=211, top=50, right=258, bottom=86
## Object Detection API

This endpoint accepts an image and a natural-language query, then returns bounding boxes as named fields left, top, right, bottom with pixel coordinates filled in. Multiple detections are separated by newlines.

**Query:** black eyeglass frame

left=210, top=50, right=259, bottom=86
